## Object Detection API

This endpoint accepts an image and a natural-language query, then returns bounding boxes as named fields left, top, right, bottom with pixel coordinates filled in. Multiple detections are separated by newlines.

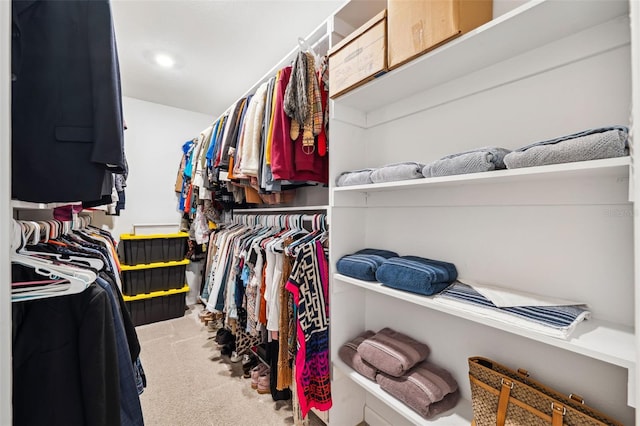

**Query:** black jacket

left=12, top=0, right=125, bottom=202
left=12, top=272, right=121, bottom=425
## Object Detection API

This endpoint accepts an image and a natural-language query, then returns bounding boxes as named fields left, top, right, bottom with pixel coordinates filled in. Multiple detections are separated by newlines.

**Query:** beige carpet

left=136, top=306, right=295, bottom=426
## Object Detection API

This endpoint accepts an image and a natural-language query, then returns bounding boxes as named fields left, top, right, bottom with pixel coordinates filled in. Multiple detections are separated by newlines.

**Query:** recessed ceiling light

left=154, top=53, right=175, bottom=68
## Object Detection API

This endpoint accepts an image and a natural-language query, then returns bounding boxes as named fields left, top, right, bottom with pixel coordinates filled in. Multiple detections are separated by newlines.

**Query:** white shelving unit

left=327, top=0, right=637, bottom=424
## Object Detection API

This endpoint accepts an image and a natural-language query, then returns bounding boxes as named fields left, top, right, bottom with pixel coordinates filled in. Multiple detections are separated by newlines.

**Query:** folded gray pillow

left=357, top=328, right=430, bottom=377
left=338, top=330, right=378, bottom=381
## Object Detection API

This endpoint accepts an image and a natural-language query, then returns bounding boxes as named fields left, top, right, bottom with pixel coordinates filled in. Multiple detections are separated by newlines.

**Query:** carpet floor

left=136, top=305, right=295, bottom=426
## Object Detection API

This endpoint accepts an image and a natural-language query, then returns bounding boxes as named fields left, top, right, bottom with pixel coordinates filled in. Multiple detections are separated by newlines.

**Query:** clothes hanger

left=15, top=219, right=105, bottom=271
left=298, top=37, right=321, bottom=70
left=11, top=253, right=96, bottom=301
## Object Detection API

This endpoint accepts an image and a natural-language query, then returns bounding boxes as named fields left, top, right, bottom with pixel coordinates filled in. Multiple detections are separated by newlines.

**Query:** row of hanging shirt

left=199, top=212, right=331, bottom=417
left=176, top=47, right=330, bottom=220
left=202, top=213, right=327, bottom=323
left=10, top=217, right=145, bottom=426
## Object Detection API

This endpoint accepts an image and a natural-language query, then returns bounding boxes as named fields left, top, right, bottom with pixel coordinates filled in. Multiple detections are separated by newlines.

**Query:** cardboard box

left=387, top=0, right=493, bottom=69
left=329, top=10, right=387, bottom=98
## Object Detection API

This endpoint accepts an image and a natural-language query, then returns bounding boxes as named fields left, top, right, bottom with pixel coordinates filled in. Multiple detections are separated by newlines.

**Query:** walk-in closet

left=2, top=0, right=640, bottom=425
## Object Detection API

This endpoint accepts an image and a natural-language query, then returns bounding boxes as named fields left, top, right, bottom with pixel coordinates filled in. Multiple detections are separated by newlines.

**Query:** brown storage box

left=329, top=10, right=387, bottom=98
left=387, top=0, right=493, bottom=69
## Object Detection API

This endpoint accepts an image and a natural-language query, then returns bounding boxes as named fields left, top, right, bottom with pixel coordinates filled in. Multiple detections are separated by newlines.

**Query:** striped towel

left=434, top=282, right=590, bottom=339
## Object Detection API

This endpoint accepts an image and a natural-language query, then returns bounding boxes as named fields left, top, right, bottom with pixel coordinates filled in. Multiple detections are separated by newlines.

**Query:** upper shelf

left=334, top=274, right=635, bottom=370
left=333, top=157, right=631, bottom=194
left=334, top=0, right=629, bottom=113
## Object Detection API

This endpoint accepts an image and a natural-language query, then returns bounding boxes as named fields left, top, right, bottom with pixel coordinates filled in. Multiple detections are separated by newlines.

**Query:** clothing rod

left=211, top=20, right=330, bottom=124
left=232, top=205, right=328, bottom=213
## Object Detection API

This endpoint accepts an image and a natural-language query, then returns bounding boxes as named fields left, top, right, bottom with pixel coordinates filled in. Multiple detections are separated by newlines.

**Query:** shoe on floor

left=230, top=351, right=242, bottom=363
left=257, top=370, right=271, bottom=394
left=242, top=357, right=259, bottom=378
left=251, top=364, right=269, bottom=389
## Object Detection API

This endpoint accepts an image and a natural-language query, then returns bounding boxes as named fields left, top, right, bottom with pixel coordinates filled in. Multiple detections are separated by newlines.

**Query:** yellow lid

left=120, top=259, right=190, bottom=271
left=123, top=285, right=190, bottom=301
left=119, top=232, right=189, bottom=240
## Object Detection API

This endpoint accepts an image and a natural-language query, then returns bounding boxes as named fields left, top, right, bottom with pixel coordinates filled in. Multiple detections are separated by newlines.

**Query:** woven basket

left=468, top=357, right=623, bottom=426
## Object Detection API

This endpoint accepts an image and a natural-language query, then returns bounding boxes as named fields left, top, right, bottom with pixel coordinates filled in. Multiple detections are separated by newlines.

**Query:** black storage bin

left=120, top=259, right=189, bottom=295
left=119, top=232, right=188, bottom=265
left=124, top=286, right=189, bottom=326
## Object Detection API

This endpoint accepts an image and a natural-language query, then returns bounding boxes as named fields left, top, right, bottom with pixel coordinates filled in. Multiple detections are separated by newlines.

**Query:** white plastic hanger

left=11, top=253, right=96, bottom=301
left=298, top=37, right=321, bottom=70
left=14, top=219, right=104, bottom=271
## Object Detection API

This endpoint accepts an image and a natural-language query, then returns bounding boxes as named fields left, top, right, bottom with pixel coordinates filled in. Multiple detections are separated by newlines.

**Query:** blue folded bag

left=337, top=248, right=399, bottom=281
left=375, top=256, right=458, bottom=296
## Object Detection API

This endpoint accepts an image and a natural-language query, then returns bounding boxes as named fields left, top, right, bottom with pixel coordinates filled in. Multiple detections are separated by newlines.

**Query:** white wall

left=1, top=1, right=12, bottom=424
left=93, top=97, right=212, bottom=240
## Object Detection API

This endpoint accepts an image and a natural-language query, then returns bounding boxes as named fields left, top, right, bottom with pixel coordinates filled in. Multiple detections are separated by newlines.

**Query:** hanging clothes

left=11, top=221, right=145, bottom=426
left=12, top=0, right=126, bottom=203
left=286, top=239, right=331, bottom=417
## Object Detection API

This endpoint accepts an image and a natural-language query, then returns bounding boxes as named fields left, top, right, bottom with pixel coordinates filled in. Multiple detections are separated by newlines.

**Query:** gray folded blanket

left=504, top=126, right=629, bottom=169
left=370, top=162, right=425, bottom=184
left=338, top=331, right=378, bottom=381
left=335, top=168, right=375, bottom=187
left=358, top=328, right=430, bottom=377
left=423, top=147, right=511, bottom=177
left=376, top=362, right=460, bottom=419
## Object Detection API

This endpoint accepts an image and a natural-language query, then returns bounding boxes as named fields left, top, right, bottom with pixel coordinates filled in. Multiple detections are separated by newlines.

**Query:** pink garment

left=53, top=204, right=83, bottom=221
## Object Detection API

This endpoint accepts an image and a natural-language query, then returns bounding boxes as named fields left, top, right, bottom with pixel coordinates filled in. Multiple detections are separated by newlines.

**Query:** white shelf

left=334, top=274, right=635, bottom=370
left=333, top=157, right=631, bottom=194
left=336, top=0, right=629, bottom=114
left=332, top=358, right=473, bottom=425
left=11, top=200, right=82, bottom=210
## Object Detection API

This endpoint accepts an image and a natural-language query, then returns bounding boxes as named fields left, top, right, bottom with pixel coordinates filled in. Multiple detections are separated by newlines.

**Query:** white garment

left=266, top=252, right=284, bottom=332
left=240, top=82, right=269, bottom=176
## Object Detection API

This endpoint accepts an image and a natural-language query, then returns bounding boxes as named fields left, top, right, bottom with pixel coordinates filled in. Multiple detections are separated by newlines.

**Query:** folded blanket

left=336, top=249, right=400, bottom=281
left=338, top=331, right=378, bottom=381
left=370, top=162, right=425, bottom=184
left=358, top=328, right=430, bottom=377
left=375, top=256, right=457, bottom=296
left=433, top=282, right=591, bottom=339
left=423, top=147, right=511, bottom=178
left=335, top=168, right=375, bottom=187
left=504, top=126, right=628, bottom=169
left=377, top=362, right=460, bottom=419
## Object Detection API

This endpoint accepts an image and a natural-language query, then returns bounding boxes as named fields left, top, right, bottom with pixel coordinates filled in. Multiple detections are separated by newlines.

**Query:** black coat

left=12, top=273, right=121, bottom=426
left=12, top=0, right=125, bottom=203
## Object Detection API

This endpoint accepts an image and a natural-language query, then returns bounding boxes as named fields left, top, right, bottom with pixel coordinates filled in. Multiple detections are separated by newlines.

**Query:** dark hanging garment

left=12, top=276, right=121, bottom=426
left=11, top=0, right=125, bottom=203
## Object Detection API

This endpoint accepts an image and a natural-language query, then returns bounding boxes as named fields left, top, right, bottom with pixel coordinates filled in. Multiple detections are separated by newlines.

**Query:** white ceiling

left=111, top=0, right=345, bottom=117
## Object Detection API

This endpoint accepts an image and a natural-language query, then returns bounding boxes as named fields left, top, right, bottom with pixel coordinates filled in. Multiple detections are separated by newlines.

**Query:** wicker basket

left=468, top=357, right=622, bottom=426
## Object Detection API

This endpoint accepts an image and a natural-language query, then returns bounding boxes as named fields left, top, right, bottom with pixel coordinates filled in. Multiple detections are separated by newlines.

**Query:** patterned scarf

left=284, top=52, right=323, bottom=151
